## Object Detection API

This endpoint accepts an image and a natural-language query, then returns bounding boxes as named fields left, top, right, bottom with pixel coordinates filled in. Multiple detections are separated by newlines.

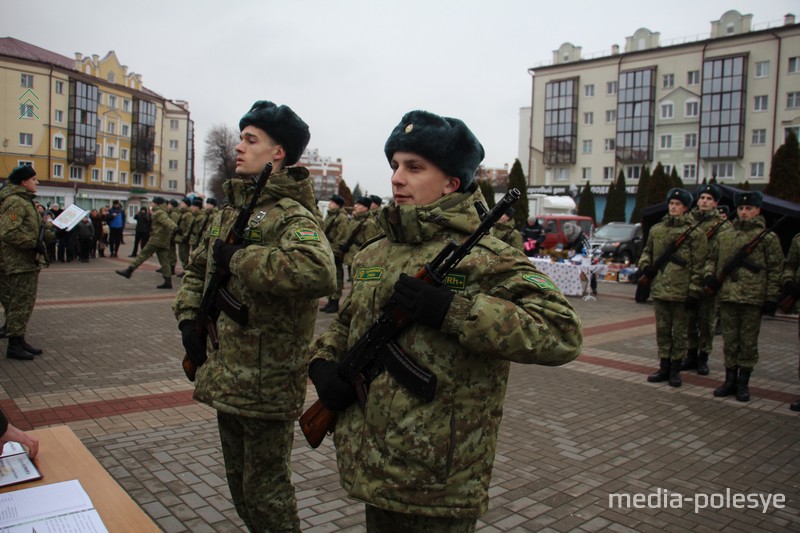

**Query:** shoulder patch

left=444, top=274, right=466, bottom=291
left=210, top=226, right=221, bottom=237
left=523, top=272, right=559, bottom=291
left=294, top=229, right=320, bottom=241
left=355, top=267, right=383, bottom=281
left=244, top=228, right=263, bottom=242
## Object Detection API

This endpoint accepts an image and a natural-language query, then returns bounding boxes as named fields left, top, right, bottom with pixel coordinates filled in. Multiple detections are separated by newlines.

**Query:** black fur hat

left=169, top=199, right=179, bottom=207
left=206, top=198, right=218, bottom=206
left=192, top=197, right=203, bottom=207
left=384, top=110, right=484, bottom=191
left=152, top=196, right=166, bottom=205
left=355, top=196, right=372, bottom=209
left=239, top=101, right=310, bottom=166
left=369, top=195, right=383, bottom=206
left=666, top=188, right=692, bottom=208
left=734, top=190, right=763, bottom=208
left=697, top=184, right=721, bottom=202
left=329, top=194, right=345, bottom=207
left=8, top=164, right=36, bottom=184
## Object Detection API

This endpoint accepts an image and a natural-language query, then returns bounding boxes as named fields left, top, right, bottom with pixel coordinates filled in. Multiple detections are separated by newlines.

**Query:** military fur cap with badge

left=7, top=164, right=36, bottom=184
left=369, top=195, right=383, bottom=207
left=239, top=101, right=311, bottom=166
left=329, top=194, right=345, bottom=207
left=666, top=188, right=692, bottom=207
left=152, top=196, right=166, bottom=205
left=697, top=183, right=722, bottom=202
left=355, top=196, right=372, bottom=209
left=734, top=190, right=763, bottom=208
left=192, top=197, right=204, bottom=208
left=384, top=110, right=485, bottom=190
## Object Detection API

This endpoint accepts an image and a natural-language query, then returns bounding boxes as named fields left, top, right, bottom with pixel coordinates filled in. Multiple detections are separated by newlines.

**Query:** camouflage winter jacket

left=342, top=210, right=381, bottom=265
left=491, top=219, right=524, bottom=251
left=189, top=209, right=209, bottom=248
left=148, top=205, right=178, bottom=249
left=311, top=187, right=582, bottom=517
left=0, top=183, right=42, bottom=274
left=173, top=167, right=336, bottom=420
left=704, top=216, right=783, bottom=306
left=638, top=213, right=706, bottom=302
left=323, top=207, right=350, bottom=259
left=782, top=233, right=799, bottom=287
left=690, top=206, right=731, bottom=249
left=174, top=207, right=194, bottom=244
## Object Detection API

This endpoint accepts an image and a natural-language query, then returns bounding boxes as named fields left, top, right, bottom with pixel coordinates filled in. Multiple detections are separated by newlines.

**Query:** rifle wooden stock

left=779, top=293, right=798, bottom=314
left=299, top=399, right=338, bottom=449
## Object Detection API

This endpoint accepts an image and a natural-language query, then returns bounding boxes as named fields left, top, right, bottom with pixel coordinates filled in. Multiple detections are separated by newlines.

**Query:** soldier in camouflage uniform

left=342, top=196, right=381, bottom=273
left=683, top=184, right=730, bottom=375
left=640, top=188, right=706, bottom=388
left=704, top=191, right=783, bottom=402
left=308, top=110, right=582, bottom=531
left=491, top=207, right=524, bottom=251
left=166, top=199, right=181, bottom=275
left=321, top=194, right=349, bottom=313
left=174, top=101, right=335, bottom=532
left=782, top=233, right=800, bottom=411
left=189, top=198, right=217, bottom=251
left=369, top=194, right=383, bottom=217
left=174, top=197, right=195, bottom=274
left=0, top=165, right=45, bottom=360
left=115, top=197, right=178, bottom=289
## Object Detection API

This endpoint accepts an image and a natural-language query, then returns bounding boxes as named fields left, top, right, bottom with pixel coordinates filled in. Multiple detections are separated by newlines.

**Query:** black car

left=589, top=222, right=644, bottom=264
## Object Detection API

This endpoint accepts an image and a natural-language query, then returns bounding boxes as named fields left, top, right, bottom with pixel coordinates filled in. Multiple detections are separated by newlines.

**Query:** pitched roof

left=0, top=37, right=73, bottom=69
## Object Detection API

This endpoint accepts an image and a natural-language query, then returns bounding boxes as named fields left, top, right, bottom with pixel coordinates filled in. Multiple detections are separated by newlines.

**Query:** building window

left=92, top=169, right=100, bottom=182
left=122, top=124, right=129, bottom=136
left=787, top=91, right=800, bottom=109
left=754, top=95, right=768, bottom=111
left=132, top=99, right=157, bottom=173
left=68, top=80, right=99, bottom=166
left=54, top=109, right=64, bottom=123
left=616, top=68, right=655, bottom=163
left=20, top=73, right=33, bottom=88
left=122, top=99, right=130, bottom=112
left=584, top=84, right=595, bottom=97
left=69, top=167, right=83, bottom=181
left=751, top=129, right=766, bottom=144
left=121, top=148, right=128, bottom=160
left=582, top=140, right=593, bottom=154
left=132, top=173, right=142, bottom=185
left=660, top=103, right=674, bottom=119
left=660, top=135, right=672, bottom=149
left=169, top=159, right=179, bottom=170
left=790, top=57, right=800, bottom=74
left=170, top=119, right=180, bottom=129
left=603, top=166, right=615, bottom=180
left=20, top=103, right=35, bottom=118
left=606, top=81, right=617, bottom=95
left=19, top=133, right=33, bottom=146
left=711, top=162, right=734, bottom=179
left=53, top=164, right=63, bottom=178
left=604, top=138, right=615, bottom=151
left=687, top=70, right=700, bottom=85
left=120, top=172, right=128, bottom=184
left=755, top=61, right=770, bottom=78
left=685, top=133, right=697, bottom=148
left=53, top=135, right=64, bottom=150
left=105, top=170, right=115, bottom=183
left=750, top=162, right=765, bottom=178
left=107, top=145, right=116, bottom=158
left=108, top=95, right=117, bottom=109
left=148, top=175, right=156, bottom=187
left=685, top=100, right=699, bottom=117
left=544, top=78, right=578, bottom=164
left=169, top=139, right=179, bottom=150
left=605, top=109, right=616, bottom=123
left=554, top=168, right=569, bottom=181
left=787, top=127, right=800, bottom=140
left=107, top=121, right=116, bottom=134
left=683, top=164, right=696, bottom=179
left=108, top=72, right=116, bottom=83
left=700, top=55, right=746, bottom=160
left=625, top=166, right=641, bottom=180
left=55, top=80, right=64, bottom=94
left=168, top=179, right=178, bottom=190
left=581, top=168, right=592, bottom=181
left=662, top=73, right=674, bottom=88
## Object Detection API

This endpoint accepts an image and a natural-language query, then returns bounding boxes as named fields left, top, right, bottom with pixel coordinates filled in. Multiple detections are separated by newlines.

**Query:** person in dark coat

left=129, top=207, right=152, bottom=257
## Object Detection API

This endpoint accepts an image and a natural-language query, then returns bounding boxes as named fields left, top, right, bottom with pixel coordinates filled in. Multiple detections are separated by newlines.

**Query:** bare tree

left=204, top=124, right=239, bottom=202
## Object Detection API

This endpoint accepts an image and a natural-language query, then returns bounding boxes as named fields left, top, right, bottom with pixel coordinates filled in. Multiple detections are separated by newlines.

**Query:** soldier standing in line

left=174, top=101, right=335, bottom=532
left=704, top=191, right=783, bottom=402
left=782, top=232, right=800, bottom=411
left=368, top=194, right=383, bottom=216
left=186, top=197, right=205, bottom=252
left=164, top=199, right=180, bottom=276
left=640, top=188, right=706, bottom=388
left=0, top=165, right=46, bottom=360
left=174, top=197, right=194, bottom=275
left=189, top=198, right=216, bottom=252
left=307, top=110, right=582, bottom=531
left=115, top=196, right=178, bottom=289
left=321, top=194, right=349, bottom=313
left=342, top=196, right=380, bottom=278
left=683, top=184, right=730, bottom=375
left=492, top=206, right=524, bottom=251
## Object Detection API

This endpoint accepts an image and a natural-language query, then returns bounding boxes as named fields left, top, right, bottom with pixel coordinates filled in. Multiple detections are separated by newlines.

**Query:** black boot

left=116, top=266, right=134, bottom=279
left=681, top=348, right=698, bottom=370
left=669, top=359, right=682, bottom=387
left=155, top=268, right=162, bottom=273
left=736, top=367, right=752, bottom=402
left=791, top=398, right=800, bottom=412
left=697, top=351, right=709, bottom=376
left=647, top=358, right=670, bottom=383
left=7, top=337, right=33, bottom=360
left=713, top=367, right=738, bottom=397
left=0, top=323, right=5, bottom=339
left=20, top=336, right=42, bottom=355
left=323, top=299, right=339, bottom=313
left=156, top=277, right=172, bottom=289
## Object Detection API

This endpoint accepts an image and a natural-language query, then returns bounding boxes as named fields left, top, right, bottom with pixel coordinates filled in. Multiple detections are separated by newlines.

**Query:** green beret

left=734, top=190, right=763, bottom=208
left=666, top=188, right=692, bottom=207
left=8, top=164, right=36, bottom=184
left=384, top=110, right=484, bottom=192
left=239, top=101, right=310, bottom=166
left=152, top=196, right=165, bottom=205
left=329, top=194, right=345, bottom=207
left=697, top=184, right=721, bottom=202
left=355, top=196, right=372, bottom=208
left=369, top=195, right=383, bottom=206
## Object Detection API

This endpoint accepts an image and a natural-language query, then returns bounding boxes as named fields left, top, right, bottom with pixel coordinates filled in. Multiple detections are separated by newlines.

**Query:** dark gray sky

left=2, top=0, right=795, bottom=196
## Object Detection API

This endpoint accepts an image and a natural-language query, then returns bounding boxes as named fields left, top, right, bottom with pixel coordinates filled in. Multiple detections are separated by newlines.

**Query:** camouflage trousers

left=330, top=257, right=344, bottom=300
left=0, top=269, right=10, bottom=313
left=217, top=412, right=300, bottom=533
left=653, top=299, right=688, bottom=361
left=687, top=294, right=717, bottom=353
left=168, top=243, right=177, bottom=274
left=365, top=505, right=476, bottom=533
left=4, top=270, right=39, bottom=337
left=177, top=241, right=190, bottom=270
left=130, top=242, right=171, bottom=275
left=720, top=302, right=762, bottom=369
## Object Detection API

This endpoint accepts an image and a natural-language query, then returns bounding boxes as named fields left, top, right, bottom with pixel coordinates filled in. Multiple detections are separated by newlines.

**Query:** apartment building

left=299, top=148, right=343, bottom=200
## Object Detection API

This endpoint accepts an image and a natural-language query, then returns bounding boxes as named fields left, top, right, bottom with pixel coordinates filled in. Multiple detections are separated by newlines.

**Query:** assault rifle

left=182, top=163, right=272, bottom=381
left=705, top=216, right=787, bottom=297
left=635, top=218, right=704, bottom=303
left=299, top=188, right=521, bottom=448
left=779, top=285, right=799, bottom=314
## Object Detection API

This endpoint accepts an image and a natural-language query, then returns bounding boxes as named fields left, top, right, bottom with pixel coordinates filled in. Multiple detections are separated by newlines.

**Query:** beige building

left=299, top=148, right=343, bottom=200
left=0, top=38, right=194, bottom=220
left=523, top=10, right=800, bottom=195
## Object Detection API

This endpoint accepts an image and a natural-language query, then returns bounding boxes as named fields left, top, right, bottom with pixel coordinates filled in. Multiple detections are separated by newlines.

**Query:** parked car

left=538, top=215, right=596, bottom=250
left=589, top=222, right=644, bottom=264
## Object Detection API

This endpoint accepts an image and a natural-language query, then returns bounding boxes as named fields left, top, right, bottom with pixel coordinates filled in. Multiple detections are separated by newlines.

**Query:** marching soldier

left=342, top=196, right=380, bottom=276
left=321, top=194, right=349, bottom=313
left=115, top=196, right=178, bottom=289
left=174, top=197, right=195, bottom=273
left=190, top=198, right=218, bottom=251
left=165, top=199, right=180, bottom=276
left=492, top=206, right=524, bottom=251
left=704, top=191, right=783, bottom=402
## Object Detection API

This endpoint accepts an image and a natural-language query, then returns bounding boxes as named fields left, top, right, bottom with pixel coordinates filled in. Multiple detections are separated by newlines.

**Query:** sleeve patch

left=210, top=226, right=221, bottom=237
left=295, top=229, right=320, bottom=241
left=523, top=272, right=558, bottom=291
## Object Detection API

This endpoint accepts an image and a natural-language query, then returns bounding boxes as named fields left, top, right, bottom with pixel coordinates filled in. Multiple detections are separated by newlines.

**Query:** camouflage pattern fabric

left=4, top=271, right=38, bottom=336
left=189, top=208, right=209, bottom=248
left=653, top=299, right=689, bottom=361
left=311, top=187, right=582, bottom=518
left=0, top=184, right=43, bottom=275
left=324, top=207, right=350, bottom=299
left=129, top=242, right=172, bottom=273
left=168, top=207, right=180, bottom=274
left=342, top=210, right=381, bottom=266
left=147, top=205, right=178, bottom=249
left=491, top=220, right=524, bottom=251
left=365, top=505, right=476, bottom=532
left=781, top=233, right=799, bottom=314
left=719, top=302, right=763, bottom=369
left=175, top=207, right=194, bottom=268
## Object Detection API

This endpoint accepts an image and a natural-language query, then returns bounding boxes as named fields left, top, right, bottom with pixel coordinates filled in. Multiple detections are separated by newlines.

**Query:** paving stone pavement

left=0, top=239, right=798, bottom=532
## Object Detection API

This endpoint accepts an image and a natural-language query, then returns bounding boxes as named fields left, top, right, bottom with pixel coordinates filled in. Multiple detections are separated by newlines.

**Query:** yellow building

left=0, top=38, right=194, bottom=220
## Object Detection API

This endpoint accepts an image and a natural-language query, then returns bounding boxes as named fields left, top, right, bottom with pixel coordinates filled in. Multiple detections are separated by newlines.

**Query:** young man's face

left=668, top=199, right=687, bottom=216
left=697, top=193, right=718, bottom=212
left=737, top=205, right=760, bottom=221
left=328, top=201, right=340, bottom=211
left=236, top=125, right=284, bottom=176
left=353, top=203, right=369, bottom=214
left=390, top=151, right=460, bottom=206
left=20, top=176, right=38, bottom=193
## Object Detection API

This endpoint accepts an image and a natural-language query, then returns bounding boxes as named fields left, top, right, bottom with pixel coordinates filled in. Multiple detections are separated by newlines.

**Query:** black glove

left=308, top=359, right=357, bottom=411
left=34, top=241, right=46, bottom=255
left=393, top=273, right=455, bottom=329
left=704, top=275, right=720, bottom=292
left=179, top=320, right=207, bottom=367
left=684, top=296, right=699, bottom=310
left=784, top=280, right=800, bottom=299
left=212, top=239, right=246, bottom=274
left=640, top=265, right=657, bottom=280
left=762, top=301, right=778, bottom=317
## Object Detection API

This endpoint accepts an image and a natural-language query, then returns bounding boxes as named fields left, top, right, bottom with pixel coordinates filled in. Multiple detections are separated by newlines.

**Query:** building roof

left=0, top=36, right=73, bottom=69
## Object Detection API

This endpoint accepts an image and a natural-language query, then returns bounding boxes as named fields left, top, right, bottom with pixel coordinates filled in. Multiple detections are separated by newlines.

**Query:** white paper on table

left=51, top=204, right=89, bottom=231
left=0, top=479, right=107, bottom=531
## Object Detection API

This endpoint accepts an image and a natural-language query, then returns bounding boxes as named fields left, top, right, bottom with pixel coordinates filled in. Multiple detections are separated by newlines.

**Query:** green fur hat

left=8, top=164, right=36, bottom=184
left=239, top=101, right=310, bottom=166
left=734, top=190, right=763, bottom=208
left=697, top=184, right=721, bottom=202
left=666, top=188, right=692, bottom=207
left=383, top=110, right=484, bottom=191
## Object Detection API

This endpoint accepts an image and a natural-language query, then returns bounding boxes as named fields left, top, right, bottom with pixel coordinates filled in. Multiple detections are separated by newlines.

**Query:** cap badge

left=404, top=124, right=414, bottom=134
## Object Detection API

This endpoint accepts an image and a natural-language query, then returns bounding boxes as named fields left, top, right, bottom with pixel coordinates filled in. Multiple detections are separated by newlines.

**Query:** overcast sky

left=2, top=0, right=796, bottom=197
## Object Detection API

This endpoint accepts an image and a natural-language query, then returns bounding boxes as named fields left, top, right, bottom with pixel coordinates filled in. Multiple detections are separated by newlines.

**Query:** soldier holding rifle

left=306, top=110, right=582, bottom=531
left=173, top=101, right=335, bottom=532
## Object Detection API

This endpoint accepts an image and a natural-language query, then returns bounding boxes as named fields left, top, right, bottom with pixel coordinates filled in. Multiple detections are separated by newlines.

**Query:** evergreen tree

left=630, top=166, right=650, bottom=224
left=765, top=131, right=800, bottom=203
left=338, top=179, right=354, bottom=207
left=709, top=175, right=718, bottom=184
left=602, top=180, right=616, bottom=224
left=670, top=166, right=684, bottom=188
left=507, top=159, right=529, bottom=228
left=478, top=180, right=496, bottom=209
left=741, top=180, right=751, bottom=191
left=645, top=162, right=673, bottom=208
left=352, top=183, right=363, bottom=200
left=577, top=183, right=596, bottom=223
left=611, top=170, right=628, bottom=222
